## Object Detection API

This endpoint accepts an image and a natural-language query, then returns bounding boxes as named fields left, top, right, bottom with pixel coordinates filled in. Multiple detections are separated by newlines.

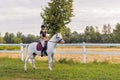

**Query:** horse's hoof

left=33, top=66, right=37, bottom=70
left=24, top=70, right=27, bottom=72
left=48, top=67, right=52, bottom=71
left=33, top=68, right=37, bottom=70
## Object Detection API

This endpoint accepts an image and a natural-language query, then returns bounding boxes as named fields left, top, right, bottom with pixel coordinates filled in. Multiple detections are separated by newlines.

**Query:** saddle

left=36, top=42, right=42, bottom=51
left=36, top=41, right=48, bottom=52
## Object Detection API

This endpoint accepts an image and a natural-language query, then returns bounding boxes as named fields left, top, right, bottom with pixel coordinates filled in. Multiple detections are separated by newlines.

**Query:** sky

left=0, top=0, right=120, bottom=36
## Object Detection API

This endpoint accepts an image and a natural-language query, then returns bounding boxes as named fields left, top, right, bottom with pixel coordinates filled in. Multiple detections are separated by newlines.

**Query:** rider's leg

left=40, top=39, right=45, bottom=57
left=44, top=41, right=48, bottom=56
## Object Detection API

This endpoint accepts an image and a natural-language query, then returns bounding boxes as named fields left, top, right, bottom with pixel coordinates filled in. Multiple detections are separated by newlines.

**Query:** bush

left=58, top=58, right=76, bottom=64
left=93, top=59, right=109, bottom=64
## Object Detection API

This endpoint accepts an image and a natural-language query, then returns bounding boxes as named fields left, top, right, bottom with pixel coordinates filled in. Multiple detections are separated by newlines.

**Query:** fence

left=58, top=42, right=120, bottom=63
left=0, top=43, right=27, bottom=61
left=0, top=42, right=120, bottom=63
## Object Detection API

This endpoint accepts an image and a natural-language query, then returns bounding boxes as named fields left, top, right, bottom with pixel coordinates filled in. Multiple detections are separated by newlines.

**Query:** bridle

left=49, top=34, right=63, bottom=43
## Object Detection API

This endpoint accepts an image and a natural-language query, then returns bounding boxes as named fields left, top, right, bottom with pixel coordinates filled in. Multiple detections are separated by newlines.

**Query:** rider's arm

left=40, top=31, right=48, bottom=41
left=40, top=33, right=44, bottom=39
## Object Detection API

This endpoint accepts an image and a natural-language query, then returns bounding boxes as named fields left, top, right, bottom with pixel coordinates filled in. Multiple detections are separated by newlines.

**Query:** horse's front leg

left=24, top=55, right=31, bottom=71
left=48, top=54, right=53, bottom=70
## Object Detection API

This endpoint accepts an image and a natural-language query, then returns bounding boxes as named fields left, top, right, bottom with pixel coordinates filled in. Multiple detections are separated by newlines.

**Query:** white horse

left=24, top=33, right=64, bottom=71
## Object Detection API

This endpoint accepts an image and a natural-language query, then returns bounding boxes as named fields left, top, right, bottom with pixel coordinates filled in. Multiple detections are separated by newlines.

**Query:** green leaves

left=113, top=23, right=120, bottom=42
left=41, top=0, right=73, bottom=36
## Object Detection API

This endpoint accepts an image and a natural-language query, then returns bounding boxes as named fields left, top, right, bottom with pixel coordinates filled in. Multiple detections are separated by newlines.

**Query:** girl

left=40, top=25, right=48, bottom=57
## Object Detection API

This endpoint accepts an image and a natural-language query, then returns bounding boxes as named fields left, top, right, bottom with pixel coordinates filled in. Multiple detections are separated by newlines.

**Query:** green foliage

left=4, top=32, right=15, bottom=43
left=0, top=35, right=5, bottom=43
left=93, top=59, right=109, bottom=64
left=84, top=26, right=102, bottom=43
left=2, top=32, right=39, bottom=43
left=61, top=27, right=72, bottom=43
left=25, top=34, right=38, bottom=43
left=41, top=0, right=73, bottom=36
left=1, top=23, right=120, bottom=43
left=13, top=37, right=22, bottom=43
left=0, top=57, right=120, bottom=80
left=58, top=58, right=75, bottom=64
left=101, top=24, right=113, bottom=43
left=113, top=23, right=120, bottom=43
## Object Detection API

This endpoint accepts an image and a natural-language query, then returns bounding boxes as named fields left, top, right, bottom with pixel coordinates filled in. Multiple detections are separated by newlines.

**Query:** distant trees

left=2, top=32, right=39, bottom=43
left=1, top=23, right=120, bottom=43
left=83, top=26, right=101, bottom=43
left=101, top=24, right=113, bottom=43
left=113, top=23, right=120, bottom=43
left=62, top=23, right=120, bottom=43
left=0, top=33, right=5, bottom=43
left=4, top=32, right=15, bottom=43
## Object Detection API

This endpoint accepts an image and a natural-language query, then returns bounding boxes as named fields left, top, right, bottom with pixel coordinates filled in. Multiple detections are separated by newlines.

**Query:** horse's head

left=55, top=33, right=64, bottom=44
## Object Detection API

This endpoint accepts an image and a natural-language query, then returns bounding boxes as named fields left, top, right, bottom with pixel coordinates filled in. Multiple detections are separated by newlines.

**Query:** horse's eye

left=57, top=37, right=59, bottom=39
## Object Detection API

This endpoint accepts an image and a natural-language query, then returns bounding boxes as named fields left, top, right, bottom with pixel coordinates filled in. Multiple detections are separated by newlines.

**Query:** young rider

left=40, top=25, right=48, bottom=57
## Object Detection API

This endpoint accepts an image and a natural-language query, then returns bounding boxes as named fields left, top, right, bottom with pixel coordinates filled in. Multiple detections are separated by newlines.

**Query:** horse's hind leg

left=24, top=54, right=31, bottom=71
left=32, top=53, right=37, bottom=69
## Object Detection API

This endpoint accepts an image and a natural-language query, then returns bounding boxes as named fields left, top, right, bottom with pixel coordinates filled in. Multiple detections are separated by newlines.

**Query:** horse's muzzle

left=58, top=39, right=65, bottom=44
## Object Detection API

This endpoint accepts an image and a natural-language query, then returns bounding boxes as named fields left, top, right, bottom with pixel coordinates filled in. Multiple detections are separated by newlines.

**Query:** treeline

left=0, top=23, right=120, bottom=43
left=62, top=23, right=120, bottom=43
left=0, top=32, right=39, bottom=43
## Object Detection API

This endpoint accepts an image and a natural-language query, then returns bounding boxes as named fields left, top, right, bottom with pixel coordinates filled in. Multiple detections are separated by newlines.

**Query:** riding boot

left=44, top=49, right=48, bottom=56
left=41, top=47, right=44, bottom=57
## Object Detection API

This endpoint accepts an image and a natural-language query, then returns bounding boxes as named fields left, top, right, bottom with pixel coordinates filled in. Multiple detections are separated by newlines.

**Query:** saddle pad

left=36, top=42, right=41, bottom=51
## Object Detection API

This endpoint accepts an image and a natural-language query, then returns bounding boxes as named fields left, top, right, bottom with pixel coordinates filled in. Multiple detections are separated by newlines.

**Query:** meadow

left=0, top=46, right=120, bottom=63
left=0, top=57, right=120, bottom=80
left=0, top=46, right=120, bottom=80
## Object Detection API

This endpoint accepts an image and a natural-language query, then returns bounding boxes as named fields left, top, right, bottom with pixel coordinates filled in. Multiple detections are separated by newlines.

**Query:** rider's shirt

left=40, top=30, right=46, bottom=37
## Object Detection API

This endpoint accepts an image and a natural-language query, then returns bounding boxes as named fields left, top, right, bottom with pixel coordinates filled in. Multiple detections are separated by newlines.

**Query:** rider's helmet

left=41, top=25, right=46, bottom=28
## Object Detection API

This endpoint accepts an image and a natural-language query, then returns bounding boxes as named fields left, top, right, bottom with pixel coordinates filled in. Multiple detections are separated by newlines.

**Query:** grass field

left=0, top=57, right=120, bottom=80
left=0, top=46, right=120, bottom=63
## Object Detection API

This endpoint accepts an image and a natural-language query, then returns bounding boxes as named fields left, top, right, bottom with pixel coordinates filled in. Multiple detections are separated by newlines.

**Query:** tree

left=84, top=26, right=91, bottom=42
left=71, top=31, right=79, bottom=43
left=113, top=23, right=120, bottom=43
left=0, top=33, right=5, bottom=43
left=13, top=37, right=22, bottom=43
left=25, top=34, right=38, bottom=43
left=61, top=27, right=71, bottom=43
left=41, top=0, right=73, bottom=36
left=83, top=26, right=102, bottom=43
left=4, top=32, right=15, bottom=43
left=17, top=32, right=23, bottom=38
left=102, top=24, right=108, bottom=34
left=101, top=24, right=113, bottom=43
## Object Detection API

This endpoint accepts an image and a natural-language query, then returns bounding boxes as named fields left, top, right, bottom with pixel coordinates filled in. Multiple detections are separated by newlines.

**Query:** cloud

left=0, top=7, right=38, bottom=21
left=69, top=0, right=120, bottom=32
left=0, top=0, right=120, bottom=36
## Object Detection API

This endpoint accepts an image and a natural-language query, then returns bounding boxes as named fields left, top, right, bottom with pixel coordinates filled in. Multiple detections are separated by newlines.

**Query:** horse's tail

left=25, top=44, right=29, bottom=55
left=24, top=44, right=32, bottom=64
